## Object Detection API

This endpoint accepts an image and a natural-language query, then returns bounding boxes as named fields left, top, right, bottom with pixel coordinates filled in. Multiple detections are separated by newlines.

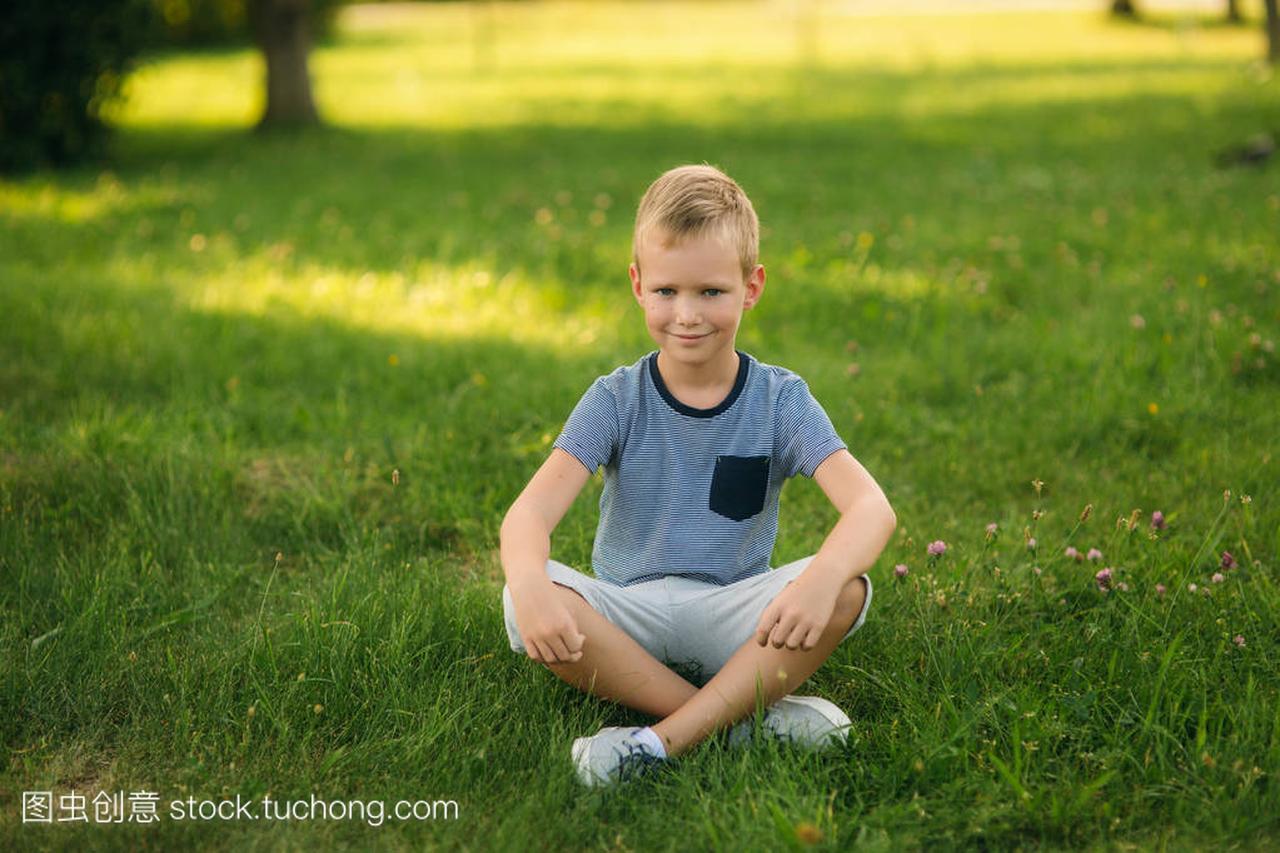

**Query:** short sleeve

left=552, top=377, right=619, bottom=474
left=776, top=378, right=847, bottom=479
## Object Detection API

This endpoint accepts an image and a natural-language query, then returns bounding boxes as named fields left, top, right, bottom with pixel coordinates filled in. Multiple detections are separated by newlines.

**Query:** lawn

left=2, top=1, right=1278, bottom=848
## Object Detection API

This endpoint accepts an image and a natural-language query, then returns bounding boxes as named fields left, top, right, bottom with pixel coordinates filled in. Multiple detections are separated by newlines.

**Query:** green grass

left=2, top=1, right=1279, bottom=848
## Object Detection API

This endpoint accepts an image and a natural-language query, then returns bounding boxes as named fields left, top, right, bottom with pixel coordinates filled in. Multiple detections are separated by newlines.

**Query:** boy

left=500, top=164, right=896, bottom=787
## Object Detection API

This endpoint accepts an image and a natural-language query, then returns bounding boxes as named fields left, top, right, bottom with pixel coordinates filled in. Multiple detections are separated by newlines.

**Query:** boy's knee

left=834, top=576, right=868, bottom=629
left=550, top=581, right=591, bottom=607
left=500, top=581, right=594, bottom=655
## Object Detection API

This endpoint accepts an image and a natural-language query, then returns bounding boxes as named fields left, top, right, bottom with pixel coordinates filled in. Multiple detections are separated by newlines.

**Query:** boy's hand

left=755, top=574, right=842, bottom=652
left=511, top=582, right=586, bottom=664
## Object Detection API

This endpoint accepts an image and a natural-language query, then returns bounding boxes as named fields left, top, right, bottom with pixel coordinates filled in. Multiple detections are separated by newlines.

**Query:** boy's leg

left=539, top=583, right=700, bottom=719
left=649, top=575, right=868, bottom=758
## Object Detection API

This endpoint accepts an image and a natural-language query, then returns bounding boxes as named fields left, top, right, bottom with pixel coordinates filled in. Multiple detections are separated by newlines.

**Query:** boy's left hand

left=755, top=572, right=843, bottom=651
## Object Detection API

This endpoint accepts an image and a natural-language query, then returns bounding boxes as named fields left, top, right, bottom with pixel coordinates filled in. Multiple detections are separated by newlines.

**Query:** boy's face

left=629, top=227, right=765, bottom=370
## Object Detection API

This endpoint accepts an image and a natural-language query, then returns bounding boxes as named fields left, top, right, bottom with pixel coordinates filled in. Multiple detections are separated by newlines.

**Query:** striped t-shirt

left=553, top=349, right=847, bottom=587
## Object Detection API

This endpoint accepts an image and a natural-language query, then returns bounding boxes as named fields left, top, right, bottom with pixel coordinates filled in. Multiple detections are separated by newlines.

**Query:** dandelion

left=985, top=522, right=998, bottom=538
left=927, top=540, right=948, bottom=557
left=1212, top=572, right=1225, bottom=584
left=894, top=564, right=909, bottom=578
left=1095, top=567, right=1113, bottom=590
left=1188, top=583, right=1197, bottom=592
left=1027, top=537, right=1037, bottom=550
left=1087, top=548, right=1103, bottom=561
left=1155, top=583, right=1167, bottom=597
left=1221, top=551, right=1237, bottom=570
left=1151, top=510, right=1166, bottom=530
left=1233, top=635, right=1246, bottom=648
left=1064, top=546, right=1082, bottom=561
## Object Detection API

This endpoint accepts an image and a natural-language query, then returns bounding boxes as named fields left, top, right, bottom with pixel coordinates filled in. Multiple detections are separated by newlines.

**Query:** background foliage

left=2, top=2, right=1278, bottom=848
left=0, top=0, right=153, bottom=171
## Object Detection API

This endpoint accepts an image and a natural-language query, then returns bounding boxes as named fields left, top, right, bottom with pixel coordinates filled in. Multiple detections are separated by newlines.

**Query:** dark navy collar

left=647, top=350, right=751, bottom=419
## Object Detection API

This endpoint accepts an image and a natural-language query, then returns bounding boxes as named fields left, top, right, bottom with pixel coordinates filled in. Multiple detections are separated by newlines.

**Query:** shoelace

left=762, top=709, right=801, bottom=744
left=613, top=739, right=665, bottom=782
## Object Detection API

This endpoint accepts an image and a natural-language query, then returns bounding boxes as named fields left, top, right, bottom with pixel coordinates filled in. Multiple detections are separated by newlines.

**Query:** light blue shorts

left=501, top=555, right=872, bottom=687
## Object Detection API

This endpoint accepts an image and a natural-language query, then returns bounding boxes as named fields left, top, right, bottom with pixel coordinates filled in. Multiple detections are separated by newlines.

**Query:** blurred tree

left=1111, top=0, right=1138, bottom=17
left=1267, top=0, right=1279, bottom=62
left=149, top=0, right=252, bottom=46
left=144, top=1, right=341, bottom=130
left=1227, top=0, right=1242, bottom=23
left=250, top=0, right=320, bottom=128
left=147, top=0, right=340, bottom=48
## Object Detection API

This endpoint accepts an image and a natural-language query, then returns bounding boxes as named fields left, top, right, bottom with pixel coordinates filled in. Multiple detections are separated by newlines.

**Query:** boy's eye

left=655, top=287, right=723, bottom=296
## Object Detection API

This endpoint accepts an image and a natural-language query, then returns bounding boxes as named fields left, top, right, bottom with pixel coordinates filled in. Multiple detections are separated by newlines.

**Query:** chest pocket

left=708, top=455, right=770, bottom=522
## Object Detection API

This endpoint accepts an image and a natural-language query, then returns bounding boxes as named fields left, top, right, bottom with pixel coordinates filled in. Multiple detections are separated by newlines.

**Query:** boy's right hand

left=510, top=582, right=586, bottom=664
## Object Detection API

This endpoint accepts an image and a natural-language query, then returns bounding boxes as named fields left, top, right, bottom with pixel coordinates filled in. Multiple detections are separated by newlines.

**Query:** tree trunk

left=1267, top=0, right=1280, bottom=65
left=1111, top=0, right=1137, bottom=17
left=250, top=0, right=320, bottom=129
left=1226, top=0, right=1242, bottom=23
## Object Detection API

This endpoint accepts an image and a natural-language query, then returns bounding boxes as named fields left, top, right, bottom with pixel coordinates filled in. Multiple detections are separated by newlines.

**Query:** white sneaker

left=726, top=695, right=851, bottom=750
left=571, top=726, right=669, bottom=787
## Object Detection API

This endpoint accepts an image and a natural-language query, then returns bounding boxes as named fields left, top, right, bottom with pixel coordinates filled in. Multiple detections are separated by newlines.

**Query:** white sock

left=632, top=726, right=667, bottom=759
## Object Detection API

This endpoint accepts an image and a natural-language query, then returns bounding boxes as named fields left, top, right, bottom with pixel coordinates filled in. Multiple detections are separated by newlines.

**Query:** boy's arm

left=500, top=447, right=592, bottom=593
left=802, top=448, right=897, bottom=588
left=755, top=448, right=896, bottom=650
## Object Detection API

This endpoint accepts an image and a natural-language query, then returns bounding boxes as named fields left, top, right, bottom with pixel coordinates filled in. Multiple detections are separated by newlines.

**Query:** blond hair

left=632, top=164, right=759, bottom=281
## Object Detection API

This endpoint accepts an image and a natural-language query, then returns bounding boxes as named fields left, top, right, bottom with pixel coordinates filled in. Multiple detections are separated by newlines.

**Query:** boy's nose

left=675, top=301, right=701, bottom=325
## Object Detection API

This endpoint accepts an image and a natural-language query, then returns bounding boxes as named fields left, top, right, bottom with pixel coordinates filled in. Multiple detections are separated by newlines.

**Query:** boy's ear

left=629, top=263, right=643, bottom=302
left=743, top=264, right=766, bottom=310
